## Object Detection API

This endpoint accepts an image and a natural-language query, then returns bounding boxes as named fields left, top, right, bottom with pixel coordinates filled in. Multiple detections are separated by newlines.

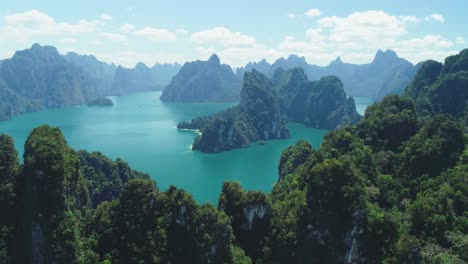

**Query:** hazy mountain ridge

left=0, top=44, right=181, bottom=121
left=237, top=50, right=419, bottom=100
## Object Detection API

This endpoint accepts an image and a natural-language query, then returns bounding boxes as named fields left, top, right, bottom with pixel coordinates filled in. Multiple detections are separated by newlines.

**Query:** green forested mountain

left=237, top=50, right=419, bottom=100
left=0, top=44, right=97, bottom=120
left=160, top=54, right=242, bottom=102
left=179, top=68, right=360, bottom=152
left=404, top=49, right=468, bottom=127
left=179, top=69, right=290, bottom=152
left=275, top=67, right=361, bottom=129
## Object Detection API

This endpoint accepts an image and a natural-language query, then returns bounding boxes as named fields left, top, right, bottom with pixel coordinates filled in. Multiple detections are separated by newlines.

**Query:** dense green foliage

left=268, top=97, right=466, bottom=263
left=78, top=150, right=149, bottom=207
left=237, top=50, right=418, bottom=100
left=160, top=54, right=242, bottom=102
left=404, top=49, right=468, bottom=127
left=0, top=135, right=20, bottom=263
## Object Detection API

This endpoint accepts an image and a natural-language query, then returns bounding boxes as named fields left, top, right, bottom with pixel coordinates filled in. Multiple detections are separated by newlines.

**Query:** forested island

left=88, top=97, right=113, bottom=107
left=179, top=68, right=360, bottom=152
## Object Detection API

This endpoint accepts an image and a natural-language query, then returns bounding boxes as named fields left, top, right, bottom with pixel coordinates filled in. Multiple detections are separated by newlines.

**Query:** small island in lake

left=88, top=97, right=113, bottom=107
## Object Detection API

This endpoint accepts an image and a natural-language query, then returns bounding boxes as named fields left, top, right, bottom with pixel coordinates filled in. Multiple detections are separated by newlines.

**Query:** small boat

left=259, top=140, right=266, bottom=145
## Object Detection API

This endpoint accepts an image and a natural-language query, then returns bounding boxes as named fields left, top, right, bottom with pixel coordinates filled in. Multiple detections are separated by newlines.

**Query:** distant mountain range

left=0, top=43, right=181, bottom=121
left=237, top=50, right=420, bottom=100
left=0, top=44, right=431, bottom=121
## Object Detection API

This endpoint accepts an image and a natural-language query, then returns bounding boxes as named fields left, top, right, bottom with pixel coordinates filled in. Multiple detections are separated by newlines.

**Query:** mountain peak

left=329, top=56, right=343, bottom=66
left=14, top=43, right=59, bottom=59
left=31, top=43, right=42, bottom=49
left=135, top=62, right=147, bottom=69
left=30, top=43, right=58, bottom=53
left=373, top=49, right=398, bottom=64
left=286, top=54, right=307, bottom=64
left=208, top=54, right=220, bottom=64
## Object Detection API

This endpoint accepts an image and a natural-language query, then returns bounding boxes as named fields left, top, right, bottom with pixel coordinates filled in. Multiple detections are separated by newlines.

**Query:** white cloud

left=190, top=27, right=280, bottom=66
left=394, top=35, right=455, bottom=62
left=175, top=28, right=188, bottom=35
left=100, top=13, right=112, bottom=21
left=99, top=32, right=126, bottom=42
left=279, top=28, right=326, bottom=53
left=428, top=13, right=445, bottom=23
left=0, top=10, right=98, bottom=42
left=0, top=9, right=458, bottom=69
left=399, top=35, right=453, bottom=49
left=120, top=23, right=135, bottom=33
left=191, top=27, right=257, bottom=47
left=400, top=16, right=421, bottom=24
left=305, top=8, right=321, bottom=17
left=318, top=11, right=407, bottom=50
left=134, top=27, right=177, bottom=42
left=271, top=10, right=457, bottom=65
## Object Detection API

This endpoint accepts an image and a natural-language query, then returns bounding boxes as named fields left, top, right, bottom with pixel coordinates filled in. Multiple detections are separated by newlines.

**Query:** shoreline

left=178, top=128, right=202, bottom=136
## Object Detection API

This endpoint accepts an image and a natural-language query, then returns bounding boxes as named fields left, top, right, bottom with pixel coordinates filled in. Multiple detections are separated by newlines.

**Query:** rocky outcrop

left=160, top=54, right=242, bottom=102
left=0, top=44, right=97, bottom=120
left=180, top=69, right=290, bottom=153
left=88, top=97, right=113, bottom=106
left=276, top=67, right=361, bottom=129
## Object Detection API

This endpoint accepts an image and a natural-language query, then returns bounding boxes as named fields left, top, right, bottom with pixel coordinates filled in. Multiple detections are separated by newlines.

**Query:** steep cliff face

left=112, top=63, right=159, bottom=94
left=276, top=68, right=361, bottom=129
left=160, top=54, right=242, bottom=102
left=404, top=49, right=468, bottom=125
left=65, top=52, right=117, bottom=94
left=16, top=125, right=88, bottom=263
left=184, top=70, right=290, bottom=153
left=0, top=44, right=96, bottom=113
left=0, top=44, right=181, bottom=121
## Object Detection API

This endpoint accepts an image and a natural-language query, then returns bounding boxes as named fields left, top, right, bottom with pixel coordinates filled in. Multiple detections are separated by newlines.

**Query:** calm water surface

left=0, top=92, right=371, bottom=203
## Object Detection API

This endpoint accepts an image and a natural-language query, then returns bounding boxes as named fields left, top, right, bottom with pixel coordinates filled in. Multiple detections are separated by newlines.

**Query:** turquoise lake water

left=0, top=92, right=371, bottom=203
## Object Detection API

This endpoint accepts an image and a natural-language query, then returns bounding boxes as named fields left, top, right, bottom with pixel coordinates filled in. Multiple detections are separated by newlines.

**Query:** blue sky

left=0, top=0, right=466, bottom=67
